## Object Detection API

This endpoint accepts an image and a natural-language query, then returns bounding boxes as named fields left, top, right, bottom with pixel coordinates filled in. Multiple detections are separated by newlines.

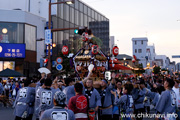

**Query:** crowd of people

left=0, top=72, right=180, bottom=120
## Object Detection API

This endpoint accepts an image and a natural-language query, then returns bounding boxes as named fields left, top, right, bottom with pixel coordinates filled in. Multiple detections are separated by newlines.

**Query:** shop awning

left=0, top=68, right=23, bottom=77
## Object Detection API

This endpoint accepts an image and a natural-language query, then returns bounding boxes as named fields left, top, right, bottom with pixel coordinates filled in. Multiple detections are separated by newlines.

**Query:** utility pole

left=47, top=0, right=75, bottom=71
left=47, top=0, right=52, bottom=71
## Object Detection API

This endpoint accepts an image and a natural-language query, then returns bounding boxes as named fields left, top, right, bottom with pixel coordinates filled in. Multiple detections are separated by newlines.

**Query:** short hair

left=87, top=78, right=93, bottom=83
left=123, top=82, right=134, bottom=94
left=165, top=78, right=175, bottom=88
left=64, top=78, right=75, bottom=86
left=74, top=83, right=83, bottom=93
left=44, top=78, right=52, bottom=86
left=116, top=80, right=122, bottom=84
left=24, top=78, right=32, bottom=87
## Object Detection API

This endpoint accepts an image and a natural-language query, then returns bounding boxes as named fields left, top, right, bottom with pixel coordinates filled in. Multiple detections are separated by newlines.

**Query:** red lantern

left=92, top=45, right=99, bottom=55
left=112, top=46, right=119, bottom=56
left=62, top=45, right=69, bottom=55
left=82, top=32, right=89, bottom=41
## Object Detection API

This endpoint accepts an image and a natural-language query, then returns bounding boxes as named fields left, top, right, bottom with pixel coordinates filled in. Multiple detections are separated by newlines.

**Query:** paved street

left=0, top=104, right=36, bottom=120
left=0, top=104, right=155, bottom=120
left=0, top=106, right=14, bottom=120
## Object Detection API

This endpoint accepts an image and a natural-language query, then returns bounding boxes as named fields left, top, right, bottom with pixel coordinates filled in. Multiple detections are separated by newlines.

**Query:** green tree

left=91, top=37, right=103, bottom=47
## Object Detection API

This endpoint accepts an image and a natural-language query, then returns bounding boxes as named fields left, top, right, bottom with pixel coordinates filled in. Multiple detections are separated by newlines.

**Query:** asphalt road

left=0, top=104, right=155, bottom=120
left=0, top=106, right=14, bottom=120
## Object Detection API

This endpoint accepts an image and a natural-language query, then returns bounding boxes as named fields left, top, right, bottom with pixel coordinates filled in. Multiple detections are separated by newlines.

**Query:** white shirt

left=172, top=86, right=180, bottom=107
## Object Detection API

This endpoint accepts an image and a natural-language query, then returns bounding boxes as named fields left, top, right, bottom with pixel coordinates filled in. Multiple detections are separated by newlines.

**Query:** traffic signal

left=74, top=27, right=92, bottom=35
left=44, top=58, right=48, bottom=67
left=74, top=29, right=78, bottom=34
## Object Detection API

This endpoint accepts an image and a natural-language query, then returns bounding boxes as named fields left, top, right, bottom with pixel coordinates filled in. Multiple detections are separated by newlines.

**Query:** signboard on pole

left=56, top=57, right=63, bottom=64
left=45, top=29, right=52, bottom=44
left=46, top=44, right=52, bottom=56
left=56, top=64, right=63, bottom=71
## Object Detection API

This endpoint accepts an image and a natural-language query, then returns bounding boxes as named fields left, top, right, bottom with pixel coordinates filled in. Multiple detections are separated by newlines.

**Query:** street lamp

left=47, top=0, right=74, bottom=71
left=52, top=43, right=56, bottom=48
left=2, top=28, right=8, bottom=34
left=65, top=0, right=74, bottom=4
left=123, top=57, right=126, bottom=61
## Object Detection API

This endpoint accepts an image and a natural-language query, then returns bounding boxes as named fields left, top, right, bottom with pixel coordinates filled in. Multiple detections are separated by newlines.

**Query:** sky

left=82, top=0, right=180, bottom=63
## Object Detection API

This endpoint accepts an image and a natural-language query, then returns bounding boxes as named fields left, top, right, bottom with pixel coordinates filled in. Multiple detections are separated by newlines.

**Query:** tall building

left=132, top=37, right=148, bottom=68
left=52, top=0, right=110, bottom=57
left=109, top=36, right=115, bottom=54
left=89, top=21, right=109, bottom=54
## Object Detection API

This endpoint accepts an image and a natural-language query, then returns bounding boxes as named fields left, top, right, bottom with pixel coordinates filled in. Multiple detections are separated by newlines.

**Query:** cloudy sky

left=83, top=0, right=180, bottom=63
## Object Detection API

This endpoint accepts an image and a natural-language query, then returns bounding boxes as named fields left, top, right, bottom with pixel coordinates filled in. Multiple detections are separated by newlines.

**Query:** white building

left=109, top=36, right=115, bottom=54
left=0, top=8, right=46, bottom=76
left=0, top=0, right=57, bottom=20
left=132, top=37, right=148, bottom=68
left=146, top=44, right=156, bottom=67
left=155, top=55, right=167, bottom=69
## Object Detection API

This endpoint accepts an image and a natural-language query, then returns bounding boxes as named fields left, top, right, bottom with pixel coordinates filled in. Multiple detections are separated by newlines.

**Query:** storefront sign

left=0, top=43, right=25, bottom=58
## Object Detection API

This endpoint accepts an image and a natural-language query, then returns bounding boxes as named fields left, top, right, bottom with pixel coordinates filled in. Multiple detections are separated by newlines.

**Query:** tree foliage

left=91, top=37, right=103, bottom=47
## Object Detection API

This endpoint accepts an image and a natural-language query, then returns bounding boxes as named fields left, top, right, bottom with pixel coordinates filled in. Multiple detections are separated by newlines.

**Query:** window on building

left=84, top=5, right=87, bottom=14
left=135, top=49, right=137, bottom=53
left=80, top=12, right=84, bottom=26
left=70, top=7, right=74, bottom=23
left=146, top=48, right=150, bottom=53
left=64, top=4, right=69, bottom=21
left=75, top=0, right=79, bottom=9
left=75, top=10, right=79, bottom=25
left=138, top=49, right=142, bottom=53
left=88, top=8, right=91, bottom=16
left=25, top=24, right=36, bottom=51
left=79, top=2, right=83, bottom=12
left=0, top=22, right=24, bottom=43
left=141, top=41, right=143, bottom=44
left=92, top=10, right=95, bottom=18
left=135, top=41, right=137, bottom=45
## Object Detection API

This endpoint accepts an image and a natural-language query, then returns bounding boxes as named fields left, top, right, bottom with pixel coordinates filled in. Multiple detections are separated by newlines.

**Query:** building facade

left=0, top=0, right=109, bottom=76
left=132, top=37, right=148, bottom=68
left=155, top=55, right=167, bottom=69
left=0, top=9, right=46, bottom=77
left=146, top=44, right=156, bottom=67
left=52, top=0, right=110, bottom=58
left=109, top=36, right=115, bottom=54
